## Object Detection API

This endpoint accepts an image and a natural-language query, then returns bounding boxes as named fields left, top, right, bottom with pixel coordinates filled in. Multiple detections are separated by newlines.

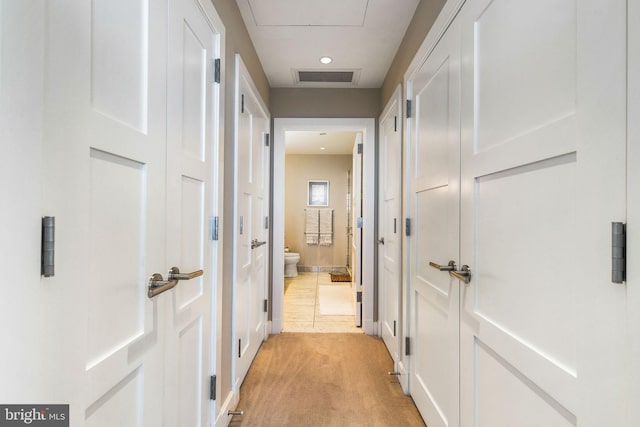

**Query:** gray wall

left=271, top=88, right=381, bottom=118
left=380, top=0, right=446, bottom=107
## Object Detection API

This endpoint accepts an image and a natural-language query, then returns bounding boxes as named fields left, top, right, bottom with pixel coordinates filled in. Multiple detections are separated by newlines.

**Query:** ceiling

left=285, top=131, right=359, bottom=155
left=235, top=0, right=420, bottom=89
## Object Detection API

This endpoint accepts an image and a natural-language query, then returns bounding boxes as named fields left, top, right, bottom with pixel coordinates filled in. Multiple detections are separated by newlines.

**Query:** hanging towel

left=319, top=208, right=333, bottom=246
left=305, top=208, right=319, bottom=245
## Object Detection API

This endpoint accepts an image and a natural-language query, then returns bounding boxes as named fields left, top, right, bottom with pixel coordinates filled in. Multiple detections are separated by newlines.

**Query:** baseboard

left=398, top=359, right=410, bottom=395
left=215, top=390, right=239, bottom=427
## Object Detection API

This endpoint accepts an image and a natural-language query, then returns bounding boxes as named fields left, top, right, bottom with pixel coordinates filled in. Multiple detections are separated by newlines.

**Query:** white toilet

left=284, top=249, right=300, bottom=278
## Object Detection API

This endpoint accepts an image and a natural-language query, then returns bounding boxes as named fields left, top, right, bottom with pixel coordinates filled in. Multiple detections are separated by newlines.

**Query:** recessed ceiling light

left=319, top=56, right=333, bottom=65
left=320, top=147, right=326, bottom=150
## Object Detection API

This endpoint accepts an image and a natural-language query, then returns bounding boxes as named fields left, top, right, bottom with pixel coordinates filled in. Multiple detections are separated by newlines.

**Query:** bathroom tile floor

left=283, top=272, right=362, bottom=333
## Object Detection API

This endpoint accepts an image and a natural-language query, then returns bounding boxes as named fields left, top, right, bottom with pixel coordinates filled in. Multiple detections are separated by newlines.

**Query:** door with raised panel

left=406, top=17, right=461, bottom=427
left=378, top=87, right=403, bottom=365
left=163, top=0, right=221, bottom=424
left=43, top=0, right=167, bottom=424
left=458, top=0, right=628, bottom=424
left=233, top=55, right=270, bottom=390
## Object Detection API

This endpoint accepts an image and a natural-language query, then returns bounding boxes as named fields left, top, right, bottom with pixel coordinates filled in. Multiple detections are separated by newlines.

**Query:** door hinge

left=394, top=115, right=397, bottom=132
left=210, top=216, right=219, bottom=241
left=356, top=217, right=363, bottom=229
left=213, top=58, right=221, bottom=84
left=265, top=216, right=269, bottom=229
left=265, top=133, right=270, bottom=147
left=241, top=94, right=244, bottom=113
left=405, top=337, right=411, bottom=356
left=394, top=218, right=397, bottom=234
left=239, top=216, right=243, bottom=235
left=238, top=339, right=242, bottom=358
left=405, top=218, right=411, bottom=236
left=263, top=299, right=268, bottom=313
left=406, top=100, right=412, bottom=118
left=357, top=291, right=362, bottom=303
left=41, top=216, right=55, bottom=277
left=210, top=375, right=216, bottom=400
left=357, top=143, right=363, bottom=154
left=612, top=222, right=626, bottom=283
left=393, top=320, right=396, bottom=337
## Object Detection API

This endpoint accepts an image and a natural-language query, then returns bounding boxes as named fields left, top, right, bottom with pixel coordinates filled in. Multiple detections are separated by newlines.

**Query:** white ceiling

left=235, top=0, right=420, bottom=88
left=285, top=131, right=359, bottom=155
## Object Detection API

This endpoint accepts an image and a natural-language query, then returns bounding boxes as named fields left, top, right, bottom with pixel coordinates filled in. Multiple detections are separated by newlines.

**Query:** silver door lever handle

left=148, top=267, right=204, bottom=298
left=168, top=266, right=203, bottom=280
left=251, top=239, right=267, bottom=249
left=429, top=260, right=456, bottom=271
left=449, top=265, right=471, bottom=284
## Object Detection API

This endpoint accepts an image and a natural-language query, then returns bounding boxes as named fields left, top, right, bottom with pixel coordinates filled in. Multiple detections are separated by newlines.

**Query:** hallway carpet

left=229, top=333, right=426, bottom=427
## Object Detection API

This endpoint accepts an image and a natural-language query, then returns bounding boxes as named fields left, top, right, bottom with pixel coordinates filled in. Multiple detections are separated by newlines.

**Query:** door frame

left=272, top=118, right=376, bottom=335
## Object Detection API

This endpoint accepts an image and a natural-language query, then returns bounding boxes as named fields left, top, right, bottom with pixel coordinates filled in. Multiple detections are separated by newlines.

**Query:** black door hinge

left=405, top=337, right=411, bottom=356
left=393, top=320, right=396, bottom=337
left=394, top=115, right=397, bottom=132
left=406, top=100, right=412, bottom=118
left=265, top=133, right=270, bottom=147
left=210, top=375, right=216, bottom=400
left=213, top=58, right=221, bottom=84
left=357, top=143, right=363, bottom=154
left=405, top=218, right=411, bottom=237
left=238, top=339, right=242, bottom=358
left=41, top=216, right=55, bottom=277
left=241, top=94, right=244, bottom=113
left=264, top=299, right=268, bottom=313
left=210, top=216, right=219, bottom=241
left=612, top=222, right=626, bottom=283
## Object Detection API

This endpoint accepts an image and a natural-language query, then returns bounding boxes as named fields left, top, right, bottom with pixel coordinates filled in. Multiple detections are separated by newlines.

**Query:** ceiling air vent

left=298, top=71, right=354, bottom=83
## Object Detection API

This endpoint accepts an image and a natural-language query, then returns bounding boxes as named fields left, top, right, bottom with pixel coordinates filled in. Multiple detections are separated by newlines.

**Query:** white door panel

left=233, top=55, right=270, bottom=389
left=407, top=17, right=461, bottom=427
left=378, top=86, right=402, bottom=364
left=459, top=0, right=627, bottom=424
left=164, top=0, right=219, bottom=424
left=44, top=0, right=167, bottom=423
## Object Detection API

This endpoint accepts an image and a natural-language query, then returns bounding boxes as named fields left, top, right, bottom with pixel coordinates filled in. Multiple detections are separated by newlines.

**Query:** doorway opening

left=272, top=118, right=376, bottom=335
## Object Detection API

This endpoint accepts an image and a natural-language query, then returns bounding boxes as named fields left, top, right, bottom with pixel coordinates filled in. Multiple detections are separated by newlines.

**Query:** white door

left=458, top=0, right=628, bottom=424
left=164, top=0, right=221, bottom=425
left=232, top=55, right=270, bottom=389
left=406, top=17, right=461, bottom=427
left=351, top=135, right=363, bottom=326
left=378, top=86, right=403, bottom=364
left=43, top=0, right=167, bottom=424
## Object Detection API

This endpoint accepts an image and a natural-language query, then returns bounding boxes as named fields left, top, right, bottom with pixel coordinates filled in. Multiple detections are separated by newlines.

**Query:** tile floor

left=283, top=271, right=362, bottom=333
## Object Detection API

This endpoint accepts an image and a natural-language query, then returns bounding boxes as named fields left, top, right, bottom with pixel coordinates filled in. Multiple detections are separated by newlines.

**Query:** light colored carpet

left=229, top=333, right=426, bottom=427
left=318, top=285, right=354, bottom=315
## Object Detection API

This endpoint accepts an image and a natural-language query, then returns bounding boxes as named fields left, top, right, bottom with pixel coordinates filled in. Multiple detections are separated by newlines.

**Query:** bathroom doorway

left=282, top=130, right=357, bottom=332
left=272, top=118, right=376, bottom=335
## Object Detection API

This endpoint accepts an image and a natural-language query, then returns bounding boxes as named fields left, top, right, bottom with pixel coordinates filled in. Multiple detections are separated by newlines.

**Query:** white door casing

left=378, top=85, right=403, bottom=365
left=458, top=0, right=627, bottom=425
left=232, top=54, right=270, bottom=390
left=164, top=0, right=223, bottom=425
left=628, top=2, right=640, bottom=425
left=352, top=135, right=363, bottom=326
left=271, top=118, right=376, bottom=335
left=405, top=16, right=461, bottom=427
